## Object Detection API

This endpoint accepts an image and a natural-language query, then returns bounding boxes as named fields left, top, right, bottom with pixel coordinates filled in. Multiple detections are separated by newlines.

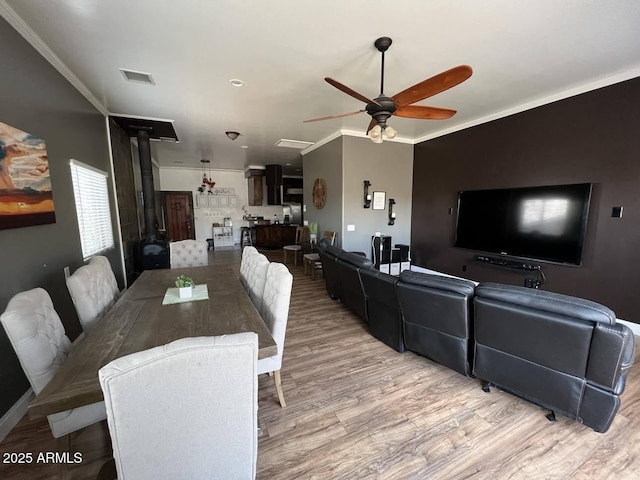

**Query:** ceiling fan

left=304, top=37, right=472, bottom=142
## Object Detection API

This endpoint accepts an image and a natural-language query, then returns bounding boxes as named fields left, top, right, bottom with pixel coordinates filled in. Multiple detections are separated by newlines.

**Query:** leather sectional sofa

left=316, top=239, right=636, bottom=433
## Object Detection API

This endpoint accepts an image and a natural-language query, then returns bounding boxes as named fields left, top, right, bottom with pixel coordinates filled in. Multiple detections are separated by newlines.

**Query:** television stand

left=474, top=255, right=540, bottom=272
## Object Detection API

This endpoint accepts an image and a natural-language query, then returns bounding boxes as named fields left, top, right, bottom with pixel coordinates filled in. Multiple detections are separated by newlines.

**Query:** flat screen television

left=454, top=183, right=592, bottom=266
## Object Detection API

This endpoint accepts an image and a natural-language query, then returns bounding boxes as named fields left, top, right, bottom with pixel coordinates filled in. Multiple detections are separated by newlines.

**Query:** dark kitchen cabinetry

left=255, top=225, right=297, bottom=248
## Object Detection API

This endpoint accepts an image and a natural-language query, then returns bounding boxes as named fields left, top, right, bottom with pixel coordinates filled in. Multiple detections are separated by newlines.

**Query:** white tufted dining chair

left=99, top=333, right=258, bottom=480
left=257, top=262, right=293, bottom=407
left=0, top=288, right=106, bottom=439
left=239, top=246, right=259, bottom=289
left=169, top=240, right=209, bottom=268
left=66, top=259, right=119, bottom=334
left=89, top=255, right=120, bottom=299
left=244, top=253, right=270, bottom=313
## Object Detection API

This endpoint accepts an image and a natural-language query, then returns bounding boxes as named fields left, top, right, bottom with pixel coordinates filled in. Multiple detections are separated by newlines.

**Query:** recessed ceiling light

left=241, top=145, right=249, bottom=149
left=119, top=68, right=155, bottom=85
left=229, top=79, right=245, bottom=87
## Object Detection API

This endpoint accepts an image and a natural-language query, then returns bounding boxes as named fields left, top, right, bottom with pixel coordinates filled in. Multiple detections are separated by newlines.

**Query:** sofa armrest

left=586, top=322, right=636, bottom=393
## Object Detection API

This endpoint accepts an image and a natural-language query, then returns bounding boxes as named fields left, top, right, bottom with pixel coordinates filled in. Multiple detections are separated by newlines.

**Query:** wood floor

left=2, top=248, right=640, bottom=479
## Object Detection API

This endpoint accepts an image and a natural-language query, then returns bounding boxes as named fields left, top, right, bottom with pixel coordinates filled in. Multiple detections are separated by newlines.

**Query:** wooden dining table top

left=28, top=265, right=277, bottom=418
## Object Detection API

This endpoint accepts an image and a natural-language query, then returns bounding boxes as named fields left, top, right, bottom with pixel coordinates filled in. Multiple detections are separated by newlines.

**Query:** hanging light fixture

left=367, top=122, right=397, bottom=143
left=198, top=159, right=216, bottom=193
left=225, top=131, right=240, bottom=140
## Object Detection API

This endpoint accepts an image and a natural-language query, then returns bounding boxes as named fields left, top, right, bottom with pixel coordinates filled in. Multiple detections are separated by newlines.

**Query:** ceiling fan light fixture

left=368, top=124, right=382, bottom=142
left=384, top=125, right=397, bottom=140
left=225, top=131, right=240, bottom=140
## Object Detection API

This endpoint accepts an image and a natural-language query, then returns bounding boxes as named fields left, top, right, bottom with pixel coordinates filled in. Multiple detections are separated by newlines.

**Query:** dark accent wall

left=0, top=18, right=122, bottom=416
left=412, top=76, right=640, bottom=322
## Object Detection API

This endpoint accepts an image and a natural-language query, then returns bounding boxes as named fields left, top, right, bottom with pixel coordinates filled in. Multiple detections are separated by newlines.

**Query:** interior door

left=162, top=191, right=195, bottom=241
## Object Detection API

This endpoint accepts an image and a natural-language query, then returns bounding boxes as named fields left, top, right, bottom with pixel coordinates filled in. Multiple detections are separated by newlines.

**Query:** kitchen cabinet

left=254, top=225, right=296, bottom=248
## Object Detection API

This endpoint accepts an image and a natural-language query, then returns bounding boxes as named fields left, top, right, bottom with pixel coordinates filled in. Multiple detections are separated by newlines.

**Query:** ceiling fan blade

left=325, top=78, right=380, bottom=106
left=303, top=110, right=365, bottom=123
left=392, top=65, right=473, bottom=109
left=394, top=105, right=457, bottom=120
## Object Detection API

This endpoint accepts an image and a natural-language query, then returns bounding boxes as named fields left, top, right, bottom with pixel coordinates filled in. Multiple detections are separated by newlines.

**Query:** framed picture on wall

left=196, top=195, right=209, bottom=208
left=372, top=191, right=386, bottom=210
left=219, top=196, right=229, bottom=207
left=228, top=195, right=239, bottom=207
left=209, top=196, right=219, bottom=207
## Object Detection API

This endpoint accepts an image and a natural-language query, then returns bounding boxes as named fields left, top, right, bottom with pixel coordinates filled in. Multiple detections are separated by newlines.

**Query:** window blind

left=70, top=159, right=114, bottom=259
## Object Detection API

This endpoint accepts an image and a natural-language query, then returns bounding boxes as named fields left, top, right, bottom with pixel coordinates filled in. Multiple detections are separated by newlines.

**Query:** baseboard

left=0, top=388, right=33, bottom=443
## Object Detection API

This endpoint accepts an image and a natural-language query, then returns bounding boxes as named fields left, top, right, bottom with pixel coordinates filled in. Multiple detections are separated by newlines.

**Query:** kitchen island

left=255, top=224, right=297, bottom=248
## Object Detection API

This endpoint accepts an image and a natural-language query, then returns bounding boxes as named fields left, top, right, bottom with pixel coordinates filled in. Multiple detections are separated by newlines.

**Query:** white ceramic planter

left=178, top=286, right=193, bottom=298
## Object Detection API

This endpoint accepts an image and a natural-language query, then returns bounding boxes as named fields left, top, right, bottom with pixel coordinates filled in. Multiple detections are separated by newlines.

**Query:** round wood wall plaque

left=312, top=178, right=327, bottom=209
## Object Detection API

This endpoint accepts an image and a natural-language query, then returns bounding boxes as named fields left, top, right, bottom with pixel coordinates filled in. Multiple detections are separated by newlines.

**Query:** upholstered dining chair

left=66, top=258, right=119, bottom=334
left=0, top=288, right=106, bottom=439
left=239, top=245, right=259, bottom=289
left=258, top=262, right=294, bottom=407
left=169, top=239, right=209, bottom=268
left=283, top=226, right=309, bottom=267
left=303, top=230, right=336, bottom=279
left=99, top=333, right=258, bottom=480
left=244, top=253, right=270, bottom=313
left=89, top=255, right=120, bottom=299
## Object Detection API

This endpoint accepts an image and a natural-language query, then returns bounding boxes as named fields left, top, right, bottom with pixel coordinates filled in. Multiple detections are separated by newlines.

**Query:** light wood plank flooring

left=1, top=248, right=639, bottom=479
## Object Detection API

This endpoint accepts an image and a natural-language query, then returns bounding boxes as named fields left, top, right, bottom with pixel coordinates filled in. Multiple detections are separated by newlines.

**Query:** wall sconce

left=388, top=198, right=396, bottom=226
left=363, top=180, right=372, bottom=208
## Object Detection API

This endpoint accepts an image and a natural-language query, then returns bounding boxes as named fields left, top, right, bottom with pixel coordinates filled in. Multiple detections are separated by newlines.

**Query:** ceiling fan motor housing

left=366, top=96, right=396, bottom=126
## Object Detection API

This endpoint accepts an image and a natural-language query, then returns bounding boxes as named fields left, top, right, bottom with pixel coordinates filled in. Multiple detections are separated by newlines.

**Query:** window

left=70, top=159, right=114, bottom=259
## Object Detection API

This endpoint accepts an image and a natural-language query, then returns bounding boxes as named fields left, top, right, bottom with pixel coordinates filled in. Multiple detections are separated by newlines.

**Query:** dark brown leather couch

left=360, top=268, right=405, bottom=352
left=397, top=271, right=476, bottom=376
left=473, top=282, right=635, bottom=433
left=336, top=252, right=373, bottom=322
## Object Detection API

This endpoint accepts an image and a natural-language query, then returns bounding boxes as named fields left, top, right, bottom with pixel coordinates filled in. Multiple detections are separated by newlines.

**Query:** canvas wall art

left=0, top=121, right=56, bottom=230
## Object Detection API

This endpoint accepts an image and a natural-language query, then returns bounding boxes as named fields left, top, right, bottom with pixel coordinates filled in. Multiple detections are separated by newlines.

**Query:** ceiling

left=2, top=1, right=640, bottom=176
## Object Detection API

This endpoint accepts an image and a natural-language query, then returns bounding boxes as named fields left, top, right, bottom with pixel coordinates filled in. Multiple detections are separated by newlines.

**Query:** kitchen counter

left=254, top=224, right=297, bottom=248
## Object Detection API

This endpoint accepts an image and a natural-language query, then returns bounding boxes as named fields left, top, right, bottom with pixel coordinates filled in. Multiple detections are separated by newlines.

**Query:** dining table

left=28, top=265, right=277, bottom=418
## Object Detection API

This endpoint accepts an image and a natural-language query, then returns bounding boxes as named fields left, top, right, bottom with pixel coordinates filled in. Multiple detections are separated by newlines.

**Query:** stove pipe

left=137, top=129, right=157, bottom=241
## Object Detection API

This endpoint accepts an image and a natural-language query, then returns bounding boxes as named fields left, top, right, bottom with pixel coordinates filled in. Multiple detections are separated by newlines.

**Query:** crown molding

left=0, top=1, right=109, bottom=116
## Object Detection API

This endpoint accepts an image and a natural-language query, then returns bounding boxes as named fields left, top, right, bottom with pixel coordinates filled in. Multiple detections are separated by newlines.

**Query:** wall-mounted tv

left=454, top=183, right=592, bottom=266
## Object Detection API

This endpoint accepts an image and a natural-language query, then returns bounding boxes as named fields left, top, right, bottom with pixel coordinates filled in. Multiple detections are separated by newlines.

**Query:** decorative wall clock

left=312, top=177, right=327, bottom=209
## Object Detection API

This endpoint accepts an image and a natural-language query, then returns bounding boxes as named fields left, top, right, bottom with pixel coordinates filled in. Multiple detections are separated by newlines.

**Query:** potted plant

left=175, top=275, right=195, bottom=298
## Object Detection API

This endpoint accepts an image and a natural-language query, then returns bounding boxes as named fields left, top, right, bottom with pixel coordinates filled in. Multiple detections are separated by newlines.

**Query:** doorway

left=161, top=191, right=195, bottom=241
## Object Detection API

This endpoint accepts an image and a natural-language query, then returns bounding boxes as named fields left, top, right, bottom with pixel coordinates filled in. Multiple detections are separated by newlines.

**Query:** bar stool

left=241, top=227, right=253, bottom=248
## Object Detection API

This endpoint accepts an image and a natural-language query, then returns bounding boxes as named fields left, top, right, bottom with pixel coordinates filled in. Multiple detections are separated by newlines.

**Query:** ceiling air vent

left=119, top=68, right=155, bottom=85
left=275, top=139, right=314, bottom=149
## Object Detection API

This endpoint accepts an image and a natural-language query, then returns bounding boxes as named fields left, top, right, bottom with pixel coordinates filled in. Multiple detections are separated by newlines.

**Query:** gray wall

left=411, top=76, right=640, bottom=323
left=0, top=18, right=123, bottom=416
left=342, top=136, right=413, bottom=256
left=303, top=137, right=344, bottom=246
